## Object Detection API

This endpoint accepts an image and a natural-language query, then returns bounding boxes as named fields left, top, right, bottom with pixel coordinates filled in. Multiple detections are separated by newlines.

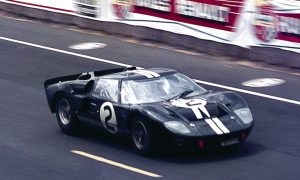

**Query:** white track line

left=1, top=36, right=300, bottom=106
left=71, top=150, right=162, bottom=178
left=0, top=37, right=134, bottom=68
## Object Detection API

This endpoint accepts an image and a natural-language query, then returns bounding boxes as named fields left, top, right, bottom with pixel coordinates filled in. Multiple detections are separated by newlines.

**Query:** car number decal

left=100, top=102, right=118, bottom=134
left=170, top=98, right=211, bottom=119
left=170, top=99, right=230, bottom=134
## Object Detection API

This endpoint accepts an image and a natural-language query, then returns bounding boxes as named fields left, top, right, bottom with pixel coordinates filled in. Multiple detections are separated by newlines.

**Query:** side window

left=121, top=81, right=134, bottom=104
left=91, top=79, right=119, bottom=102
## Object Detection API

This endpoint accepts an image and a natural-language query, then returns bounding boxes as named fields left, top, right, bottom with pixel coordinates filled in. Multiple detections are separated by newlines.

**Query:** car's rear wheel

left=55, top=95, right=78, bottom=134
left=130, top=119, right=154, bottom=156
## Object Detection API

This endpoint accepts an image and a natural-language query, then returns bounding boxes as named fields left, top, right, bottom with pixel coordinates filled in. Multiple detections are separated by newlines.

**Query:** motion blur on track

left=0, top=15, right=299, bottom=180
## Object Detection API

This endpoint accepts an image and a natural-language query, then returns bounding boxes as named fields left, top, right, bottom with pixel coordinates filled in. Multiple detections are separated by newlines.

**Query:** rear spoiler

left=44, top=67, right=137, bottom=88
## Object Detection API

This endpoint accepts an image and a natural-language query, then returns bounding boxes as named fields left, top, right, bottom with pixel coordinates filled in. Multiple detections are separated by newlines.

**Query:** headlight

left=163, top=121, right=191, bottom=134
left=234, top=108, right=253, bottom=124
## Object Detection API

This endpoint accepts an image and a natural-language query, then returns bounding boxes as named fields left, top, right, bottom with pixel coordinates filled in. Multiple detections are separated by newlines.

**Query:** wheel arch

left=51, top=91, right=67, bottom=113
left=126, top=109, right=163, bottom=133
left=126, top=111, right=140, bottom=131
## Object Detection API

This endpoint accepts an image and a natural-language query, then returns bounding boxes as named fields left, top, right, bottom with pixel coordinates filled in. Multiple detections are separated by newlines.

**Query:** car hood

left=140, top=93, right=248, bottom=136
left=142, top=94, right=228, bottom=121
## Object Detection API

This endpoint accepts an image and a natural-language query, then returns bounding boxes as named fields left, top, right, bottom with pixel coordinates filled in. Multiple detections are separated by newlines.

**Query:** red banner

left=133, top=0, right=245, bottom=32
left=276, top=13, right=300, bottom=43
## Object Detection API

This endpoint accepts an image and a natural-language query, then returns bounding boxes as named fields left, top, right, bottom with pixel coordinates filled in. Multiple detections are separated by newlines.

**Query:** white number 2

left=100, top=102, right=118, bottom=134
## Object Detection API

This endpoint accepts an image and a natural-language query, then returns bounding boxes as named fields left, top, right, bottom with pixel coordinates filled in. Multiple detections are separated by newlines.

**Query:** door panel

left=77, top=78, right=131, bottom=135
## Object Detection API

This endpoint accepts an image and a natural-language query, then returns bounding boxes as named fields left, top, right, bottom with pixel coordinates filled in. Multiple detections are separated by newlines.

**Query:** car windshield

left=121, top=72, right=207, bottom=104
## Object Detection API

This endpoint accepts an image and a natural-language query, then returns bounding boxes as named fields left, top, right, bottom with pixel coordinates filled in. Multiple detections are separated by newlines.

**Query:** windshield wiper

left=166, top=89, right=194, bottom=101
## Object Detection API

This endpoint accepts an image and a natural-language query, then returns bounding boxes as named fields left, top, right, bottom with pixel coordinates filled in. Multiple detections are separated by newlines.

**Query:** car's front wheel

left=130, top=119, right=154, bottom=156
left=55, top=95, right=78, bottom=134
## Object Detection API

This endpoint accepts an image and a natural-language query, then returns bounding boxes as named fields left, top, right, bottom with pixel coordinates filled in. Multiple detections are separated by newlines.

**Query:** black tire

left=130, top=118, right=154, bottom=156
left=55, top=95, right=79, bottom=134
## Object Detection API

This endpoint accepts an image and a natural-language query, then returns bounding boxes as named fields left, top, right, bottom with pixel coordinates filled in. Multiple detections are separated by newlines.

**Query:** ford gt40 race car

left=44, top=67, right=253, bottom=155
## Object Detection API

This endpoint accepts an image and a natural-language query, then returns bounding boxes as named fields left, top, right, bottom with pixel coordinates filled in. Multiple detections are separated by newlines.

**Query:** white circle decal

left=69, top=42, right=106, bottom=50
left=242, top=78, right=285, bottom=87
left=100, top=102, right=117, bottom=134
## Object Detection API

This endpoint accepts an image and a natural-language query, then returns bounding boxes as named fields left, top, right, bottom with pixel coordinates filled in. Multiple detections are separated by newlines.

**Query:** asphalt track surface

left=0, top=15, right=300, bottom=180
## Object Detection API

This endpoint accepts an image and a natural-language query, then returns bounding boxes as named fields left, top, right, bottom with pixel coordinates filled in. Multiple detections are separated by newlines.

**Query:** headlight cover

left=206, top=91, right=247, bottom=110
left=163, top=121, right=191, bottom=134
left=234, top=108, right=253, bottom=124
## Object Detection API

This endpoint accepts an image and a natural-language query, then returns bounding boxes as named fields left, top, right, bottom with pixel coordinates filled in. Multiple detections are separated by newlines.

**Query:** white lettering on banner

left=134, top=0, right=171, bottom=12
left=176, top=0, right=229, bottom=23
left=79, top=7, right=96, bottom=15
left=75, top=0, right=98, bottom=17
left=278, top=16, right=300, bottom=36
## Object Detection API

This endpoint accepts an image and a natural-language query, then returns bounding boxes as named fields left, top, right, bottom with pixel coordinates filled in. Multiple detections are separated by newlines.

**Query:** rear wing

left=44, top=67, right=136, bottom=88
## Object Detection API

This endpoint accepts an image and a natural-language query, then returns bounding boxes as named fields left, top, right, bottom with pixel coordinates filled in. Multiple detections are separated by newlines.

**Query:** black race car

left=44, top=67, right=253, bottom=155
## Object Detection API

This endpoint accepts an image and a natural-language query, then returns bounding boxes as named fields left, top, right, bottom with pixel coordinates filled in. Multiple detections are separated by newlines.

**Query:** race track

left=0, top=15, right=299, bottom=180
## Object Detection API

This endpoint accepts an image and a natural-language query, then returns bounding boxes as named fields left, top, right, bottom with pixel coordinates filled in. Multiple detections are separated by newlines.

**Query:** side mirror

left=77, top=73, right=92, bottom=80
left=84, top=79, right=95, bottom=94
left=123, top=66, right=137, bottom=71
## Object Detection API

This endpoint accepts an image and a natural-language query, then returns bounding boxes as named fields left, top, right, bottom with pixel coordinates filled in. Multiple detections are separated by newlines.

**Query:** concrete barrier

left=1, top=1, right=299, bottom=69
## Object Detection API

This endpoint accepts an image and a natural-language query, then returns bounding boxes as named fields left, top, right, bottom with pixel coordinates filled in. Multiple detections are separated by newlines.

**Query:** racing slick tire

left=55, top=94, right=79, bottom=134
left=130, top=118, right=155, bottom=156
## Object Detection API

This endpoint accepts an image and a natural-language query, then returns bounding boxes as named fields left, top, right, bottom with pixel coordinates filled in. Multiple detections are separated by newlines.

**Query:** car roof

left=97, top=68, right=178, bottom=81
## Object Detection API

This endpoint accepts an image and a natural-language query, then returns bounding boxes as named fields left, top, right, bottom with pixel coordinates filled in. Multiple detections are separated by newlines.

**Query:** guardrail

left=1, top=0, right=300, bottom=68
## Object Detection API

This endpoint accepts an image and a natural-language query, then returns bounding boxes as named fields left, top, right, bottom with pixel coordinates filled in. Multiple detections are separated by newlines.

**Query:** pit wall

left=1, top=0, right=300, bottom=68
